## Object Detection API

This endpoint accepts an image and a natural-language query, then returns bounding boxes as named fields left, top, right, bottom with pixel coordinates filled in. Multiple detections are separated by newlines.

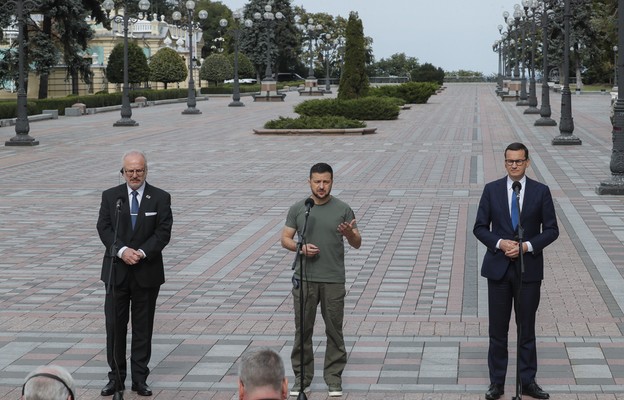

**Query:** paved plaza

left=1, top=83, right=624, bottom=399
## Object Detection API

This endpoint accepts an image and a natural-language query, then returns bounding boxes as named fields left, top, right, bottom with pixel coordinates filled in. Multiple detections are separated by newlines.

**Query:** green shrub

left=368, top=82, right=438, bottom=104
left=0, top=88, right=191, bottom=118
left=294, top=97, right=400, bottom=120
left=264, top=115, right=366, bottom=129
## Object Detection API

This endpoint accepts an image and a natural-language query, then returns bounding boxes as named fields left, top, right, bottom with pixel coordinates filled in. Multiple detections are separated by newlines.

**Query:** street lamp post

left=323, top=33, right=332, bottom=93
left=297, top=17, right=323, bottom=96
left=103, top=0, right=150, bottom=127
left=516, top=3, right=529, bottom=106
left=252, top=2, right=284, bottom=101
left=552, top=0, right=582, bottom=145
left=535, top=0, right=557, bottom=126
left=524, top=0, right=540, bottom=114
left=597, top=0, right=624, bottom=194
left=4, top=0, right=40, bottom=146
left=614, top=45, right=618, bottom=91
left=172, top=0, right=207, bottom=115
left=221, top=12, right=253, bottom=107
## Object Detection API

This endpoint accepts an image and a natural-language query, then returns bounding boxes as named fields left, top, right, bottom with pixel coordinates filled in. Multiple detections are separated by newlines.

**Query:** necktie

left=131, top=190, right=139, bottom=229
left=511, top=191, right=519, bottom=231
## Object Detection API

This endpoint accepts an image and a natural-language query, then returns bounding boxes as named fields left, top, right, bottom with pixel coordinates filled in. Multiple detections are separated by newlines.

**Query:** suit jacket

left=473, top=176, right=558, bottom=282
left=97, top=182, right=173, bottom=288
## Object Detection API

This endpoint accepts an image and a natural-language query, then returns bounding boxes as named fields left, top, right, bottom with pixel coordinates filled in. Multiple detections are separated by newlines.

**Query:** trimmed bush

left=294, top=97, right=400, bottom=120
left=264, top=115, right=366, bottom=129
left=0, top=88, right=190, bottom=118
left=368, top=82, right=438, bottom=104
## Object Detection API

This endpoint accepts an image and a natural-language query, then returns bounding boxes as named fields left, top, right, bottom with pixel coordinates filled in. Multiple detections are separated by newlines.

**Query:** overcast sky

left=216, top=0, right=511, bottom=76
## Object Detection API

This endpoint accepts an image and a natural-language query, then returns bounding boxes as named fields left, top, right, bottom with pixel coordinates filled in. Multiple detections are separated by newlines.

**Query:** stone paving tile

left=2, top=84, right=624, bottom=399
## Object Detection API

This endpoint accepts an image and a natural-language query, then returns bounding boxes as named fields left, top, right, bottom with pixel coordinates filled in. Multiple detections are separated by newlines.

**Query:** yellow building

left=0, top=13, right=204, bottom=100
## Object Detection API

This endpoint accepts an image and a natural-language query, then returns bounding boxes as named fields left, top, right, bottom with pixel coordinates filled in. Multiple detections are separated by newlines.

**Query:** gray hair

left=238, top=347, right=285, bottom=393
left=121, top=150, right=148, bottom=168
left=22, top=365, right=75, bottom=400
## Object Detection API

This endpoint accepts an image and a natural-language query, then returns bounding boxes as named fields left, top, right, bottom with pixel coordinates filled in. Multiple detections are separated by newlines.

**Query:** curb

left=253, top=127, right=377, bottom=135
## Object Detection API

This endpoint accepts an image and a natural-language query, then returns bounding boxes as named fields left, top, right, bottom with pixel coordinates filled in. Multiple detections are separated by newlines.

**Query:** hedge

left=294, top=96, right=400, bottom=120
left=264, top=115, right=366, bottom=129
left=368, top=82, right=438, bottom=104
left=0, top=88, right=190, bottom=119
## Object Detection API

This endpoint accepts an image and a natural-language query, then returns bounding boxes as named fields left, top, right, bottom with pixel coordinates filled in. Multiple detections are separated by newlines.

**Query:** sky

left=216, top=0, right=511, bottom=76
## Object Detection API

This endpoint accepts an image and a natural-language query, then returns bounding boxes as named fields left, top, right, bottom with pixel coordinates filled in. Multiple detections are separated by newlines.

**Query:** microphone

left=116, top=197, right=126, bottom=210
left=512, top=181, right=522, bottom=198
left=304, top=198, right=314, bottom=215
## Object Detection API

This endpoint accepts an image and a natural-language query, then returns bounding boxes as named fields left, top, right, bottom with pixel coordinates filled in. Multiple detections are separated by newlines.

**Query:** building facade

left=0, top=13, right=204, bottom=100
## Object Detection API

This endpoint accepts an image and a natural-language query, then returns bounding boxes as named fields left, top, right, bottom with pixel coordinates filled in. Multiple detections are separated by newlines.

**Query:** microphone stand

left=512, top=191, right=524, bottom=400
left=106, top=200, right=125, bottom=400
left=291, top=206, right=311, bottom=400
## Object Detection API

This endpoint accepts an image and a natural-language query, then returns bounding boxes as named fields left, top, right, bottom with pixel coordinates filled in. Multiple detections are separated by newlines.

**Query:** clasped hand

left=121, top=248, right=143, bottom=265
left=500, top=239, right=526, bottom=259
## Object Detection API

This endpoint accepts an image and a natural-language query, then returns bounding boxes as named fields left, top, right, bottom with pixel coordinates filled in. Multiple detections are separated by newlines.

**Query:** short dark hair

left=309, top=163, right=333, bottom=179
left=505, top=142, right=529, bottom=160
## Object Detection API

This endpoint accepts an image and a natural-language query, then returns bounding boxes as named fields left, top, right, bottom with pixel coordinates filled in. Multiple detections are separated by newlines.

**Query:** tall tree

left=337, top=12, right=369, bottom=99
left=238, top=0, right=297, bottom=81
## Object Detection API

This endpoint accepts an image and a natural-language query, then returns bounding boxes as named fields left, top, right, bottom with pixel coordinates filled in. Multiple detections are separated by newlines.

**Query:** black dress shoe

left=132, top=382, right=153, bottom=396
left=485, top=383, right=504, bottom=400
left=523, top=381, right=549, bottom=399
left=101, top=380, right=124, bottom=396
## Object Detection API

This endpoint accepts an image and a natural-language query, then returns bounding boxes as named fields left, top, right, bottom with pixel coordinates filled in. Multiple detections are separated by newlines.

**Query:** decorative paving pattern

left=1, top=85, right=624, bottom=399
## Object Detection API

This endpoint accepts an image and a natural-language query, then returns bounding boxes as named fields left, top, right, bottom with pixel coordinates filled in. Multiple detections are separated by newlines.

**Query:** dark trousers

left=487, top=263, right=541, bottom=385
left=291, top=281, right=347, bottom=387
left=105, top=270, right=159, bottom=384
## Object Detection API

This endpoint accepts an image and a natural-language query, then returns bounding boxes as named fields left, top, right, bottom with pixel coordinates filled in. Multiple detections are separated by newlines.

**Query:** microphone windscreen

left=512, top=181, right=522, bottom=191
left=305, top=198, right=314, bottom=208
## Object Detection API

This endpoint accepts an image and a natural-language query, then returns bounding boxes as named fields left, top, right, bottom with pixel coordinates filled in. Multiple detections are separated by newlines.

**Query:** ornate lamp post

left=172, top=0, right=207, bottom=115
left=535, top=0, right=557, bottom=126
left=515, top=4, right=529, bottom=106
left=297, top=17, right=323, bottom=96
left=323, top=33, right=332, bottom=93
left=4, top=0, right=41, bottom=146
left=614, top=45, right=618, bottom=92
left=597, top=0, right=624, bottom=194
left=103, top=0, right=150, bottom=127
left=220, top=12, right=253, bottom=107
left=524, top=0, right=540, bottom=114
left=552, top=0, right=582, bottom=145
left=252, top=2, right=284, bottom=101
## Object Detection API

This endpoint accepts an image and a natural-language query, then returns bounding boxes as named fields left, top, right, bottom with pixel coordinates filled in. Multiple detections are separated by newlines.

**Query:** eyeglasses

left=505, top=159, right=527, bottom=166
left=124, top=168, right=146, bottom=176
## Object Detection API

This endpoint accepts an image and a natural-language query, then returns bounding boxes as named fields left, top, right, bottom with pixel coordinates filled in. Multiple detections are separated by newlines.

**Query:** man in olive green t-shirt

left=281, top=163, right=361, bottom=398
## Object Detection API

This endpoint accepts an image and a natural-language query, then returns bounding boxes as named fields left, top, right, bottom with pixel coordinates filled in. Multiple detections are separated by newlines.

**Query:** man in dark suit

left=474, top=142, right=558, bottom=400
left=97, top=150, right=173, bottom=397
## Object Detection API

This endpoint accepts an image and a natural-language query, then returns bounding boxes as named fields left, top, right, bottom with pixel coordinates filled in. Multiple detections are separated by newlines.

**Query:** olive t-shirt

left=286, top=196, right=357, bottom=283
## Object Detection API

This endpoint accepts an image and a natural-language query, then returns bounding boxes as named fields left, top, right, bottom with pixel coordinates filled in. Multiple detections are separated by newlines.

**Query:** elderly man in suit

left=97, top=150, right=173, bottom=397
left=474, top=142, right=558, bottom=400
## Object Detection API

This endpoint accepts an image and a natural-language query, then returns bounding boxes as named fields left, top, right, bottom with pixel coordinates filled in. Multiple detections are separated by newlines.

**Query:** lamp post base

left=523, top=106, right=540, bottom=114
left=114, top=118, right=139, bottom=127
left=534, top=117, right=557, bottom=126
left=596, top=175, right=624, bottom=195
left=182, top=108, right=202, bottom=115
left=516, top=99, right=529, bottom=106
left=5, top=135, right=39, bottom=146
left=552, top=135, right=582, bottom=145
left=229, top=100, right=245, bottom=107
